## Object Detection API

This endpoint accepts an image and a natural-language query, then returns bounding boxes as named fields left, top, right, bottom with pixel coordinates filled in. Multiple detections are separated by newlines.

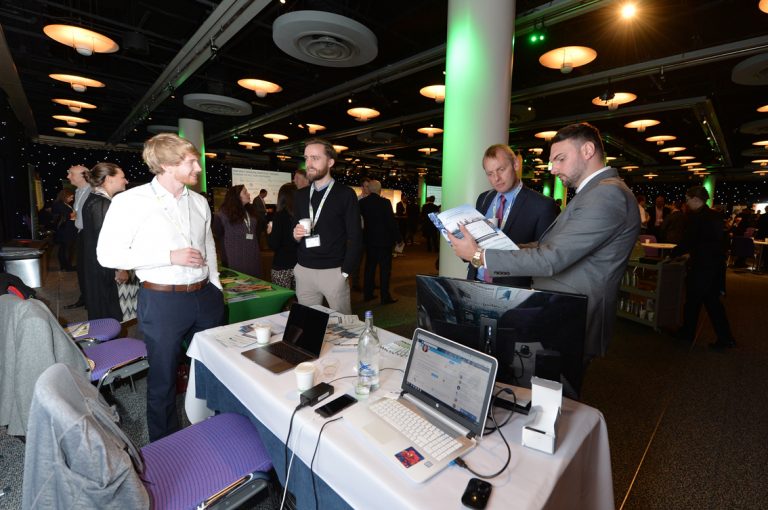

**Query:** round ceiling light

left=539, top=46, right=597, bottom=74
left=49, top=73, right=105, bottom=92
left=646, top=135, right=676, bottom=145
left=332, top=145, right=348, bottom=153
left=622, top=166, right=639, bottom=171
left=52, top=98, right=96, bottom=113
left=659, top=146, right=686, bottom=155
left=54, top=126, right=86, bottom=137
left=238, top=141, right=261, bottom=150
left=52, top=114, right=89, bottom=126
left=757, top=105, right=768, bottom=113
left=236, top=79, right=282, bottom=98
left=419, top=85, right=445, bottom=103
left=377, top=154, right=394, bottom=160
left=306, top=123, right=326, bottom=135
left=591, top=92, right=636, bottom=110
left=183, top=93, right=252, bottom=116
left=417, top=126, right=443, bottom=138
left=673, top=155, right=695, bottom=161
left=43, top=24, right=119, bottom=56
left=264, top=133, right=288, bottom=143
left=347, top=107, right=380, bottom=121
left=273, top=10, right=378, bottom=67
left=624, top=119, right=660, bottom=132
left=534, top=131, right=557, bottom=141
left=418, top=147, right=438, bottom=155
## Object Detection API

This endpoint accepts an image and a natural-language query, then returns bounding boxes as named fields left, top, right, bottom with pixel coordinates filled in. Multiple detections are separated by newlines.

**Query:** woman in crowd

left=267, top=183, right=297, bottom=289
left=52, top=189, right=77, bottom=271
left=81, top=162, right=128, bottom=321
left=213, top=184, right=262, bottom=277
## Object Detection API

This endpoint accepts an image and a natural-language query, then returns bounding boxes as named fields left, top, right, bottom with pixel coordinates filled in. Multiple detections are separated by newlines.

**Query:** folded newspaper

left=429, top=204, right=519, bottom=250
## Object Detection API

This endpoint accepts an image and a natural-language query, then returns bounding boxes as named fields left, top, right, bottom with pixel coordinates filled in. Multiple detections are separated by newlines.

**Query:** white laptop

left=344, top=328, right=498, bottom=483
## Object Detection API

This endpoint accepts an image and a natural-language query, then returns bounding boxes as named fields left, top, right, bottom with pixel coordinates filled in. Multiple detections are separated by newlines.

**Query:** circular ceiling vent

left=273, top=10, right=378, bottom=67
left=183, top=93, right=252, bottom=116
left=731, top=53, right=768, bottom=85
left=146, top=124, right=178, bottom=134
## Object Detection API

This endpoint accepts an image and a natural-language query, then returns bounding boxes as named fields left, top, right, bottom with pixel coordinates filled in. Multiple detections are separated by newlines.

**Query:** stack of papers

left=429, top=204, right=518, bottom=250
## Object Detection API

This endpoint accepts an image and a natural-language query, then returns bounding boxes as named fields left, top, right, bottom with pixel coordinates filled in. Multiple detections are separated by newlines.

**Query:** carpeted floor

left=1, top=240, right=766, bottom=509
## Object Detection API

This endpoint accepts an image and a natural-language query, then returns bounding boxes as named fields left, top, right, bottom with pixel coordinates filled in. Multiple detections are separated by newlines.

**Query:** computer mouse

left=461, top=477, right=493, bottom=509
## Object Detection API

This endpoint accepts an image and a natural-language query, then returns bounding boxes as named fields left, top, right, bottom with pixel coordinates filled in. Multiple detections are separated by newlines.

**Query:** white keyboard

left=370, top=398, right=462, bottom=460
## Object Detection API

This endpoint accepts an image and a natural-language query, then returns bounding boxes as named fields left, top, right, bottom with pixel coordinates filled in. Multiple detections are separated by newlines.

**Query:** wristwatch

left=470, top=249, right=484, bottom=269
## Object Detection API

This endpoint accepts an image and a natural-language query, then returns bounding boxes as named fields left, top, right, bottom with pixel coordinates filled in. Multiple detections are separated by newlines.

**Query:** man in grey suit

left=469, top=144, right=558, bottom=288
left=450, top=123, right=640, bottom=364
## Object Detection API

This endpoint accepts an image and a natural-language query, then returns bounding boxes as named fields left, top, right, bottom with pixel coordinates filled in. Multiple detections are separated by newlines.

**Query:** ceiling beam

left=0, top=25, right=36, bottom=138
left=107, top=0, right=271, bottom=145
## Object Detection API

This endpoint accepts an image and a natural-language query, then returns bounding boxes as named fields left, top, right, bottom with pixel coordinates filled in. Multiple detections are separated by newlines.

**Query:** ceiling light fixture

left=306, top=123, right=326, bottom=135
left=757, top=105, right=768, bottom=113
left=417, top=126, right=443, bottom=138
left=539, top=46, right=597, bottom=74
left=52, top=114, right=89, bottom=126
left=418, top=147, right=438, bottom=155
left=643, top=173, right=658, bottom=180
left=377, top=154, right=394, bottom=160
left=673, top=155, right=695, bottom=161
left=528, top=147, right=544, bottom=155
left=205, top=152, right=217, bottom=159
left=760, top=0, right=768, bottom=14
left=681, top=162, right=700, bottom=167
left=624, top=119, right=660, bottom=132
left=347, top=107, right=380, bottom=121
left=276, top=154, right=291, bottom=161
left=535, top=164, right=549, bottom=170
left=264, top=133, right=288, bottom=143
left=419, top=85, right=445, bottom=103
left=332, top=145, right=348, bottom=153
left=753, top=140, right=768, bottom=148
left=646, top=135, right=676, bottom=145
left=237, top=78, right=282, bottom=98
left=52, top=98, right=96, bottom=113
left=49, top=73, right=105, bottom=93
left=54, top=127, right=86, bottom=137
left=622, top=166, right=639, bottom=171
left=752, top=159, right=768, bottom=167
left=620, top=3, right=637, bottom=19
left=238, top=141, right=260, bottom=150
left=591, top=92, right=636, bottom=111
left=43, top=24, right=119, bottom=56
left=659, top=146, right=686, bottom=156
left=534, top=131, right=557, bottom=141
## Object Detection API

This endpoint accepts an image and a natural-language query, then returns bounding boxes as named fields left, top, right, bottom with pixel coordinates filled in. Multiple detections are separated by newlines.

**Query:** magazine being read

left=428, top=204, right=519, bottom=250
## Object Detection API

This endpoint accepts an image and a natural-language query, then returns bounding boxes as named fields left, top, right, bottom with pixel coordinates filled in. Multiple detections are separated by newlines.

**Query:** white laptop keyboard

left=370, top=398, right=462, bottom=460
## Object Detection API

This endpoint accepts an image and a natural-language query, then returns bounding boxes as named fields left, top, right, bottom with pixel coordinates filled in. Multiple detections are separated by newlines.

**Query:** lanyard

left=150, top=181, right=192, bottom=246
left=244, top=213, right=251, bottom=232
left=308, top=179, right=334, bottom=232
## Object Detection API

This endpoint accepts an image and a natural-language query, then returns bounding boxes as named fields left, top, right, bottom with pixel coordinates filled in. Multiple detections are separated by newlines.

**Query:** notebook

left=241, top=303, right=330, bottom=374
left=344, top=328, right=498, bottom=483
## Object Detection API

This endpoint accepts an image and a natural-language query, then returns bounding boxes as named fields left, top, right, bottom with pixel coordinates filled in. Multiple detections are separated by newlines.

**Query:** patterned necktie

left=496, top=194, right=506, bottom=224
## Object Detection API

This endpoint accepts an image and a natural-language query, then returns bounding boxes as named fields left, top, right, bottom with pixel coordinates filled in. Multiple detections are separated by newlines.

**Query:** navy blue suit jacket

left=467, top=185, right=558, bottom=287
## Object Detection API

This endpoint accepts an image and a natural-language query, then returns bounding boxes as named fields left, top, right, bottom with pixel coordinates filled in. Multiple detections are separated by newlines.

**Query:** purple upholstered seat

left=82, top=337, right=148, bottom=388
left=141, top=413, right=273, bottom=510
left=68, top=318, right=122, bottom=342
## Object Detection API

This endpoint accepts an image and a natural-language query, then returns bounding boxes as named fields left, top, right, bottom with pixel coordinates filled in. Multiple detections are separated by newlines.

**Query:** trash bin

left=1, top=240, right=49, bottom=288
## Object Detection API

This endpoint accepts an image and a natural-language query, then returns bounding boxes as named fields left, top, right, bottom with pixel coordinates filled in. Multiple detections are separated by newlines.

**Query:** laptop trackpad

left=364, top=421, right=399, bottom=444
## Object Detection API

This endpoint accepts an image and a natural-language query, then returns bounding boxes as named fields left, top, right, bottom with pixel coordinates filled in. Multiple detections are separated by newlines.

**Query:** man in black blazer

left=647, top=195, right=671, bottom=237
left=467, top=144, right=558, bottom=288
left=359, top=180, right=402, bottom=304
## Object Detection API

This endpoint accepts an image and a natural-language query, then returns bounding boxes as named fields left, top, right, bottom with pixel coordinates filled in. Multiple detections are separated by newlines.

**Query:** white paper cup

left=299, top=218, right=312, bottom=235
left=295, top=362, right=316, bottom=392
left=254, top=324, right=271, bottom=345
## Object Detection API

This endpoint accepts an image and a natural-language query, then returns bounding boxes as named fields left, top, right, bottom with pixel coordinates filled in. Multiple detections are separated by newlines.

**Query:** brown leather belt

left=142, top=278, right=209, bottom=293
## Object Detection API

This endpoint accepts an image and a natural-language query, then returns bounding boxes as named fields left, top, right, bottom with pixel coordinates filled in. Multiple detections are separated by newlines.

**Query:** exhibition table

left=220, top=267, right=294, bottom=323
left=185, top=309, right=614, bottom=510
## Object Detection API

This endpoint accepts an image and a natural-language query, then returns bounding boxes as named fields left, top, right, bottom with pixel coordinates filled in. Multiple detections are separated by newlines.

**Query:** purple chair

left=23, top=364, right=273, bottom=510
left=141, top=413, right=273, bottom=509
left=67, top=318, right=122, bottom=345
left=82, top=337, right=149, bottom=391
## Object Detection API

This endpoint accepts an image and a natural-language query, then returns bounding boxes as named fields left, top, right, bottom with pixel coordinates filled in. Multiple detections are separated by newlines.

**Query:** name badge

left=305, top=235, right=321, bottom=248
left=245, top=233, right=254, bottom=240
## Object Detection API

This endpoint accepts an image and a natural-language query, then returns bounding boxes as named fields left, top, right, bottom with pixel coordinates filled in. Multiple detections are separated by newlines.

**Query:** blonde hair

left=142, top=133, right=200, bottom=175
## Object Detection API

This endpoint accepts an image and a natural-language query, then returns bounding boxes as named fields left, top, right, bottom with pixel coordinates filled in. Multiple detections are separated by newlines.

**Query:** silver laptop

left=344, top=328, right=498, bottom=483
left=241, top=303, right=329, bottom=374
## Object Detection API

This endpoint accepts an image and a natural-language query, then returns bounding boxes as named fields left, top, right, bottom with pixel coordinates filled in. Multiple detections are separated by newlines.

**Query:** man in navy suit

left=467, top=144, right=558, bottom=288
left=359, top=180, right=402, bottom=304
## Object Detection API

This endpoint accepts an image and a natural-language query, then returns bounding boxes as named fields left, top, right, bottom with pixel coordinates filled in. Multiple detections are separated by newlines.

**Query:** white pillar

left=440, top=0, right=516, bottom=277
left=179, top=118, right=206, bottom=193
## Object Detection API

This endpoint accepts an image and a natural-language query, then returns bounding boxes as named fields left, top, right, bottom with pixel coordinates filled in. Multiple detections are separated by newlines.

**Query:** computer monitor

left=415, top=275, right=588, bottom=395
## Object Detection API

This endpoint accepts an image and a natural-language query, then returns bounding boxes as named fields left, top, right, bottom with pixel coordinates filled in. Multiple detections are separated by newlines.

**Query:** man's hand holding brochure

left=428, top=204, right=518, bottom=250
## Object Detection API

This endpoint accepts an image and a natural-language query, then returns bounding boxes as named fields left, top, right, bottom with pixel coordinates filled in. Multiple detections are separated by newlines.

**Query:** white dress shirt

left=97, top=177, right=221, bottom=288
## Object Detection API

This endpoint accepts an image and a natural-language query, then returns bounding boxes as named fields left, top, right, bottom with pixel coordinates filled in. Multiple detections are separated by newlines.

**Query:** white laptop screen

left=402, top=329, right=497, bottom=438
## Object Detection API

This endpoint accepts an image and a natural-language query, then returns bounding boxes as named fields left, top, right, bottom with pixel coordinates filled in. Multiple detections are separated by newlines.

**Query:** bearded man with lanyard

left=468, top=144, right=559, bottom=288
left=98, top=133, right=223, bottom=441
left=292, top=138, right=362, bottom=315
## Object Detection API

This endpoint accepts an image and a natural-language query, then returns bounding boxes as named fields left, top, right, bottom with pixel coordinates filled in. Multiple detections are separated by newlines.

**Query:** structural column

left=179, top=118, right=207, bottom=193
left=440, top=0, right=516, bottom=277
left=703, top=174, right=716, bottom=207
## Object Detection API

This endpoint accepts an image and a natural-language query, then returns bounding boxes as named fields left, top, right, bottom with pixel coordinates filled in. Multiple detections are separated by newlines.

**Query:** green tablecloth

left=220, top=268, right=294, bottom=324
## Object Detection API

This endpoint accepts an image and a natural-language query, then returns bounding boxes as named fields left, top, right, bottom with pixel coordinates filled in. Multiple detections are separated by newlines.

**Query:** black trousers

left=138, top=283, right=224, bottom=441
left=681, top=271, right=734, bottom=343
left=364, top=245, right=393, bottom=302
left=75, top=232, right=87, bottom=301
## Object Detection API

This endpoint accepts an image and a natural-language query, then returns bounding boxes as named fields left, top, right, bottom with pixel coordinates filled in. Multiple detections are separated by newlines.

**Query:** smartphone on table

left=314, top=394, right=357, bottom=418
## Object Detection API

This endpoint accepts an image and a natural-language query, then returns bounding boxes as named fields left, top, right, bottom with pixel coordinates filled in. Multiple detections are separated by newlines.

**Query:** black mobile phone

left=461, top=478, right=493, bottom=509
left=314, top=394, right=357, bottom=418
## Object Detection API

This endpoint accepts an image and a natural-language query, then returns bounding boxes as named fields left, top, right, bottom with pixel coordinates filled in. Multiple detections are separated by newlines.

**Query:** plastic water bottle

left=356, top=310, right=380, bottom=396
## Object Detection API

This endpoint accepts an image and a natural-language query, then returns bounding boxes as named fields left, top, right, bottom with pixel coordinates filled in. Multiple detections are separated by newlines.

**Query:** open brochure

left=429, top=204, right=519, bottom=250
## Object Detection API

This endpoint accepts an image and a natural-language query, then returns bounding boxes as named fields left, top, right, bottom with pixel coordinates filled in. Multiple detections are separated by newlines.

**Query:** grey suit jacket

left=484, top=168, right=640, bottom=358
